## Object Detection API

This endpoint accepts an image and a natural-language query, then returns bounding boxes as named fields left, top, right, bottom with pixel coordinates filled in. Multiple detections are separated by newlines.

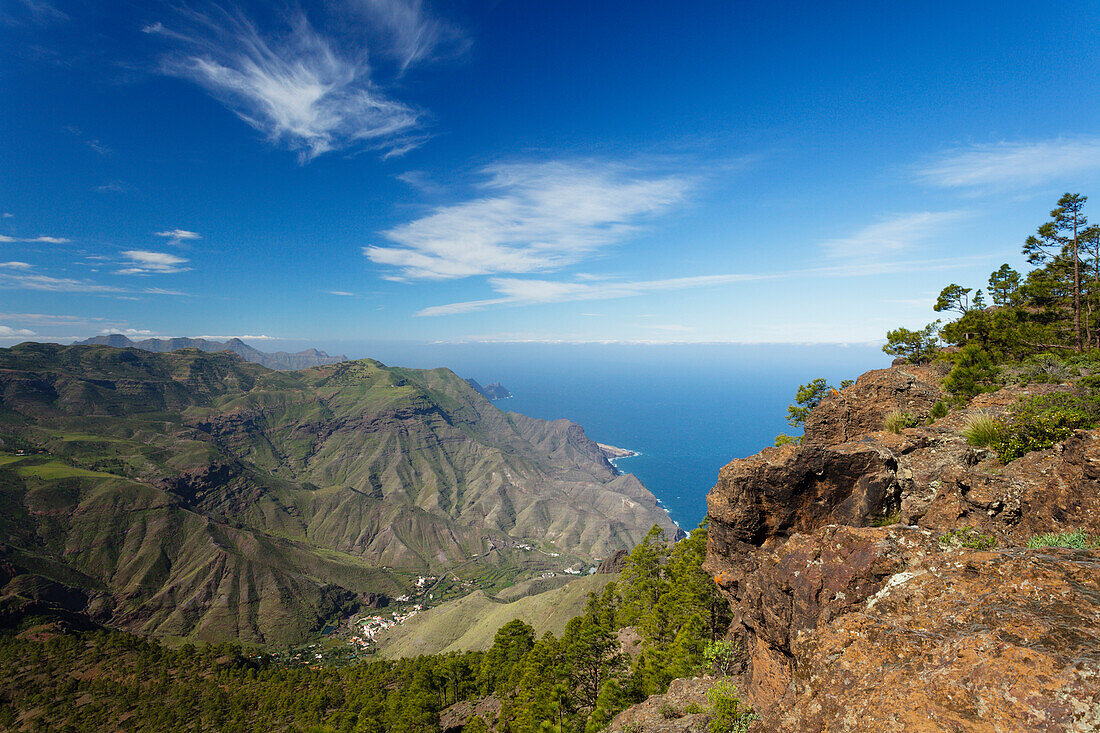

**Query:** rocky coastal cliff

left=614, top=364, right=1100, bottom=732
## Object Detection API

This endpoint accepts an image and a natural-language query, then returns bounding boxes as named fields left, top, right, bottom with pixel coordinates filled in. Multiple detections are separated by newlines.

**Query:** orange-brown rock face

left=769, top=546, right=1100, bottom=732
left=703, top=364, right=1100, bottom=732
left=802, top=365, right=943, bottom=446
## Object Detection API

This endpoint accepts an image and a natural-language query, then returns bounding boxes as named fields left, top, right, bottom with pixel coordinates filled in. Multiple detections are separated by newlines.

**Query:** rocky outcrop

left=607, top=677, right=716, bottom=732
left=597, top=549, right=628, bottom=574
left=707, top=442, right=899, bottom=548
left=803, top=365, right=943, bottom=445
left=700, top=364, right=1100, bottom=732
left=768, top=544, right=1100, bottom=732
left=440, top=695, right=502, bottom=732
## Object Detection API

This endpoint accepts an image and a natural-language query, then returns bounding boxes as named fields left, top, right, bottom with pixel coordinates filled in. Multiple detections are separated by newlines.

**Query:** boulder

left=707, top=442, right=899, bottom=551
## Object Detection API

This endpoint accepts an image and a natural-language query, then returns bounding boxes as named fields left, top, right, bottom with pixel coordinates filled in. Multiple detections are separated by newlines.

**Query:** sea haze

left=316, top=342, right=892, bottom=529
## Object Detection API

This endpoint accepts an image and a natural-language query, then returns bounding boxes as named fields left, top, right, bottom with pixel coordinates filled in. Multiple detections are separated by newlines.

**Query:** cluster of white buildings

left=354, top=603, right=425, bottom=644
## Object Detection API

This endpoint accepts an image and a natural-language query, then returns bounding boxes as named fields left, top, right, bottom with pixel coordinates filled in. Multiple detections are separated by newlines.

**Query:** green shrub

left=1025, top=530, right=1100, bottom=549
left=938, top=527, right=996, bottom=550
left=883, top=409, right=916, bottom=434
left=1015, top=353, right=1074, bottom=384
left=943, top=345, right=999, bottom=400
left=989, top=392, right=1096, bottom=461
left=929, top=400, right=949, bottom=420
left=706, top=680, right=758, bottom=733
left=961, top=413, right=1002, bottom=447
left=684, top=702, right=703, bottom=714
left=703, top=640, right=740, bottom=676
left=462, top=716, right=490, bottom=733
left=774, top=433, right=798, bottom=447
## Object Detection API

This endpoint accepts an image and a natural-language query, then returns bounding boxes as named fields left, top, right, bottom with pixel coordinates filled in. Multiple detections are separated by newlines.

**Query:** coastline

left=597, top=442, right=678, bottom=528
left=597, top=442, right=638, bottom=461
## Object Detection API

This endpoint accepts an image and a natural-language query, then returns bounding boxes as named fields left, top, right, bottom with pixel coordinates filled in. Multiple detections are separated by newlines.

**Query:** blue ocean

left=325, top=342, right=892, bottom=529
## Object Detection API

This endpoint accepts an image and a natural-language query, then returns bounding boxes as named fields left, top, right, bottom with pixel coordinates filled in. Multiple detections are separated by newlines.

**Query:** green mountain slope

left=0, top=343, right=677, bottom=646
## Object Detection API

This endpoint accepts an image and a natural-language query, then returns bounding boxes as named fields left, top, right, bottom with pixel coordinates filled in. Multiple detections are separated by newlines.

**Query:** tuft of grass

left=883, top=409, right=917, bottom=434
left=1025, top=530, right=1100, bottom=549
left=659, top=702, right=682, bottom=720
left=871, top=510, right=901, bottom=527
left=938, top=527, right=996, bottom=550
left=961, top=412, right=1002, bottom=447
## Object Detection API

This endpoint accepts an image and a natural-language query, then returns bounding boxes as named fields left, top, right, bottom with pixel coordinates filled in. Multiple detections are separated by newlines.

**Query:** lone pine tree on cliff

left=1023, top=193, right=1089, bottom=351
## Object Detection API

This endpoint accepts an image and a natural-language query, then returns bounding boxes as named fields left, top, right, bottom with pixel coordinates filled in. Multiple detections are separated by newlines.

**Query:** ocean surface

left=323, top=342, right=892, bottom=529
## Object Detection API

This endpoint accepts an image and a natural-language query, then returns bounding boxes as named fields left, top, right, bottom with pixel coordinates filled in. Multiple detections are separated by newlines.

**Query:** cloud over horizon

left=368, top=160, right=692, bottom=280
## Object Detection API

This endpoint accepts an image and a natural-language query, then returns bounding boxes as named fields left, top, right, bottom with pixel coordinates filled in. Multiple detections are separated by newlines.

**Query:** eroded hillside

left=0, top=343, right=677, bottom=646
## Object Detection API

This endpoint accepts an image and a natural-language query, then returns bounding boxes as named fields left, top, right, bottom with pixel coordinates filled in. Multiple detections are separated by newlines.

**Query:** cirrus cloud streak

left=368, top=161, right=692, bottom=280
left=146, top=7, right=425, bottom=161
left=917, top=137, right=1100, bottom=190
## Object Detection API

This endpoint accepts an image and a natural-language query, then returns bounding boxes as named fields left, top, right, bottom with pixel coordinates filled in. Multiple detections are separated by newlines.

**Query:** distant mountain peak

left=73, top=334, right=347, bottom=371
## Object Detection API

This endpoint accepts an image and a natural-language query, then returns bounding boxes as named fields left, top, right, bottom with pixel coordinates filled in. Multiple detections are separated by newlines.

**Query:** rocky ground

left=616, top=364, right=1100, bottom=732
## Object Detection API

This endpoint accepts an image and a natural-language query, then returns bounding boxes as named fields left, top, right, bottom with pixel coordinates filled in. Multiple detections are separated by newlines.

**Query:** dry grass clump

left=883, top=409, right=916, bottom=434
left=961, top=412, right=1001, bottom=447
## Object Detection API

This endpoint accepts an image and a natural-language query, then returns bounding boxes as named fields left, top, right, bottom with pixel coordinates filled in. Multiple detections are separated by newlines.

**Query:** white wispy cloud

left=0, top=272, right=122, bottom=293
left=0, top=312, right=109, bottom=326
left=326, top=290, right=356, bottom=296
left=368, top=161, right=692, bottom=280
left=344, top=0, right=468, bottom=73
left=155, top=228, right=201, bottom=244
left=1, top=0, right=68, bottom=26
left=146, top=8, right=425, bottom=161
left=195, top=333, right=279, bottom=341
left=822, top=211, right=969, bottom=260
left=917, top=137, right=1100, bottom=190
left=115, top=250, right=190, bottom=275
left=0, top=261, right=32, bottom=270
left=0, top=234, right=71, bottom=243
left=417, top=273, right=768, bottom=316
left=395, top=169, right=445, bottom=195
left=417, top=253, right=994, bottom=317
left=0, top=326, right=35, bottom=337
left=100, top=327, right=156, bottom=337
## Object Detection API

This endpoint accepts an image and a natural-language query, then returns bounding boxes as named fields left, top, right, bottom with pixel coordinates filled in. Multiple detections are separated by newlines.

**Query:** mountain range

left=73, top=334, right=347, bottom=371
left=0, top=343, right=677, bottom=646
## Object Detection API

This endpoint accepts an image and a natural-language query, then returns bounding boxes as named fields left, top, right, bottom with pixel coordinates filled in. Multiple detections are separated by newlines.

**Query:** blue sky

left=3, top=0, right=1100, bottom=349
